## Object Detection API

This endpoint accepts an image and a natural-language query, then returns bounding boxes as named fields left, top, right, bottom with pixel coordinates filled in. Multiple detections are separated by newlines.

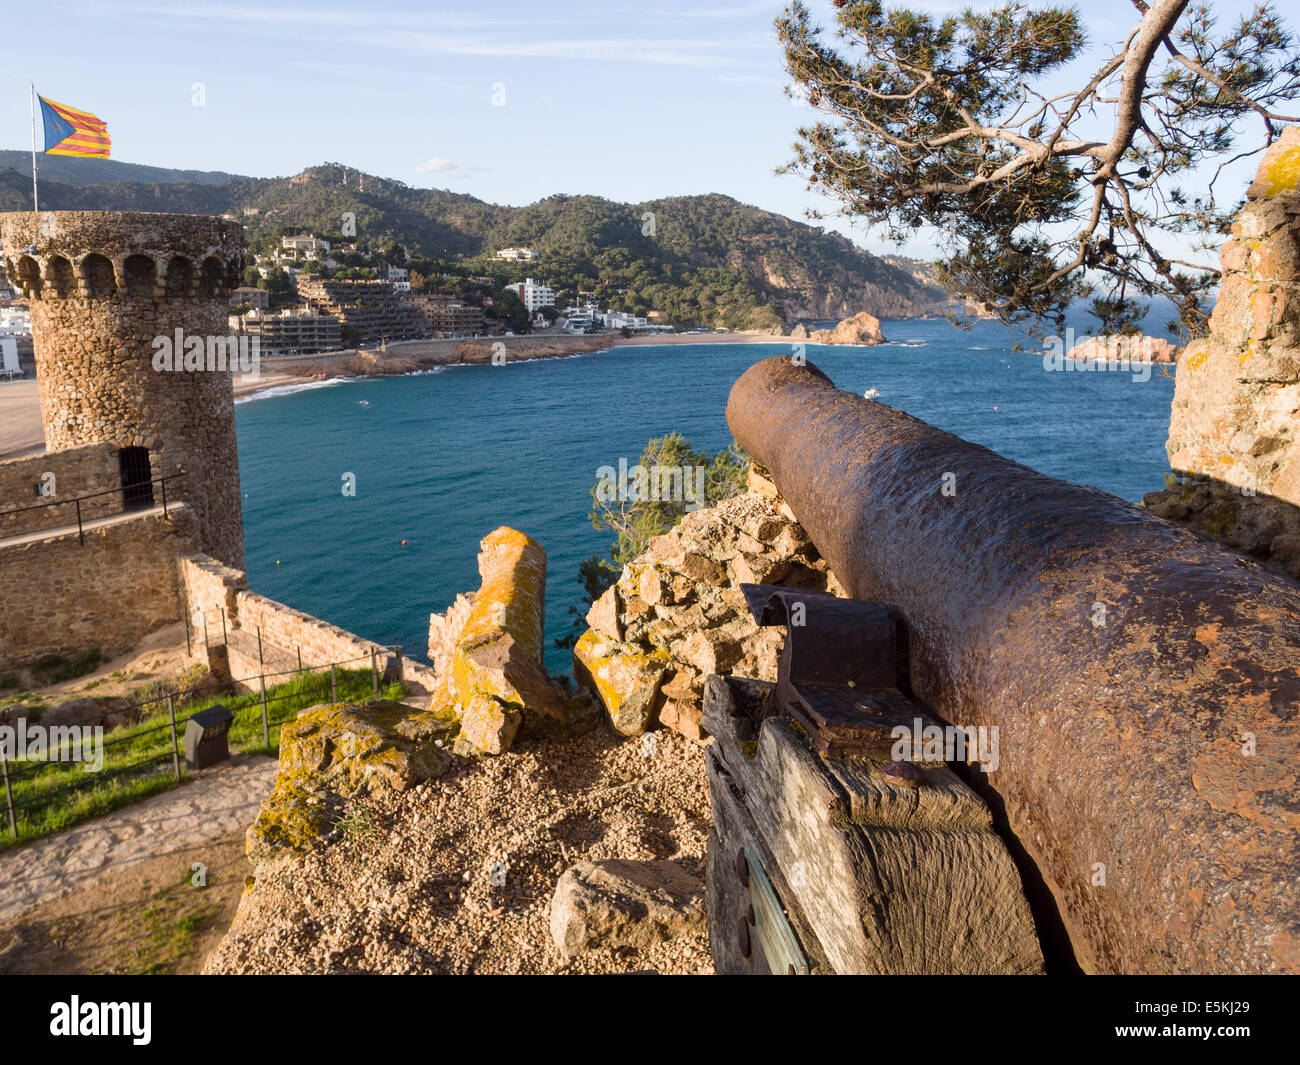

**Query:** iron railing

left=0, top=472, right=187, bottom=545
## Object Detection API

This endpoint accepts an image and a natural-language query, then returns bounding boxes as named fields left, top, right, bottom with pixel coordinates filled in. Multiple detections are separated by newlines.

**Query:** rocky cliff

left=1146, top=128, right=1300, bottom=579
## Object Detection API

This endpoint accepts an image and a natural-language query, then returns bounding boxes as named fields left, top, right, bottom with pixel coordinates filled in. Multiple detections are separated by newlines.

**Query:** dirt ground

left=206, top=724, right=716, bottom=975
left=0, top=831, right=249, bottom=975
left=13, top=622, right=198, bottom=702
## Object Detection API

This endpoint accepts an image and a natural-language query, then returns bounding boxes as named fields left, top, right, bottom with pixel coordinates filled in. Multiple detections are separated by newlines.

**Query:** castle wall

left=0, top=442, right=120, bottom=538
left=0, top=210, right=248, bottom=568
left=1163, top=128, right=1300, bottom=574
left=173, top=552, right=395, bottom=688
left=0, top=505, right=198, bottom=672
left=233, top=591, right=392, bottom=674
left=176, top=552, right=247, bottom=648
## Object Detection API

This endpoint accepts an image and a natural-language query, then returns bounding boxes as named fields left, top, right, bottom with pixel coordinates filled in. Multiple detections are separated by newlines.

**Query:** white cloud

left=413, top=158, right=485, bottom=179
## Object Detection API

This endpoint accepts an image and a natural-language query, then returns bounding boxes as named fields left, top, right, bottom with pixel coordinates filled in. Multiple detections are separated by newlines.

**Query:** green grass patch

left=0, top=668, right=405, bottom=851
left=26, top=649, right=103, bottom=687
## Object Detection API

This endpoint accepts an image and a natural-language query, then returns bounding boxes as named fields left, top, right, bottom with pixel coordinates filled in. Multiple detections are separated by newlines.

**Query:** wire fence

left=0, top=645, right=405, bottom=843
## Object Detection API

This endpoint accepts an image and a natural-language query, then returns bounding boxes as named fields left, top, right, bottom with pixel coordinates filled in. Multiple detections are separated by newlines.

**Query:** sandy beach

left=0, top=330, right=794, bottom=460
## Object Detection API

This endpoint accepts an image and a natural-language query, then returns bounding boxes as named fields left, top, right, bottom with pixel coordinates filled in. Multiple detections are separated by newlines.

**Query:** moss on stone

left=246, top=699, right=453, bottom=865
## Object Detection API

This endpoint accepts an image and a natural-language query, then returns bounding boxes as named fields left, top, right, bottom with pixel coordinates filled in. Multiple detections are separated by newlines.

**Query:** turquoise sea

left=234, top=318, right=1178, bottom=673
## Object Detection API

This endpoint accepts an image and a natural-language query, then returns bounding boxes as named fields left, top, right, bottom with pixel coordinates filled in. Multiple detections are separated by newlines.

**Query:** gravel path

left=0, top=755, right=276, bottom=923
left=206, top=726, right=715, bottom=974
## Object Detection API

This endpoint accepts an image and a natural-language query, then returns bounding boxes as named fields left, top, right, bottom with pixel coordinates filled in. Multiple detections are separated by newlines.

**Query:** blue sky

left=0, top=0, right=1283, bottom=260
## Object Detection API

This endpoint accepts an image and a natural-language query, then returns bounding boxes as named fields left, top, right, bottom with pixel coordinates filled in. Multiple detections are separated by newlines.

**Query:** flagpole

left=29, top=83, right=38, bottom=211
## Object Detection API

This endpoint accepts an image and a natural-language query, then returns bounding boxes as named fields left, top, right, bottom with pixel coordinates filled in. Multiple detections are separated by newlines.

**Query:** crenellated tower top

left=0, top=210, right=244, bottom=302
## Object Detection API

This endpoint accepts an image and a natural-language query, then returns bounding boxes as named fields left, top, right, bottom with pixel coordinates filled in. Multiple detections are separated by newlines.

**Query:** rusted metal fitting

left=880, top=760, right=926, bottom=787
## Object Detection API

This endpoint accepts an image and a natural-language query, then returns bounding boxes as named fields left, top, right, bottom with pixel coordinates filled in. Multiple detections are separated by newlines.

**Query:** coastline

left=0, top=330, right=801, bottom=458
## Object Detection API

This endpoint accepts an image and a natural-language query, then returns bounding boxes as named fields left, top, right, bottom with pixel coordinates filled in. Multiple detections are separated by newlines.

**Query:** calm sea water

left=234, top=318, right=1177, bottom=673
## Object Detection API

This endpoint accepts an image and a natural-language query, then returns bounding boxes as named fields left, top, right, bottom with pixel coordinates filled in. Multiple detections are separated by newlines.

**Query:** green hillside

left=0, top=158, right=956, bottom=327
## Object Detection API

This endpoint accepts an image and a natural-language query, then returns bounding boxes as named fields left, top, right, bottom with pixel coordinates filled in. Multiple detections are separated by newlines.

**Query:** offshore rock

left=1067, top=334, right=1179, bottom=363
left=808, top=311, right=886, bottom=346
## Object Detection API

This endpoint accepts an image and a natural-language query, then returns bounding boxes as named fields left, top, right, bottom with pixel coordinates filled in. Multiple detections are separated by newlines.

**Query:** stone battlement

left=0, top=210, right=243, bottom=302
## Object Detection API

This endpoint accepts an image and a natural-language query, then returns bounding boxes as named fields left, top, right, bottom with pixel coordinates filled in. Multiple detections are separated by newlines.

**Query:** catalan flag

left=38, top=94, right=110, bottom=158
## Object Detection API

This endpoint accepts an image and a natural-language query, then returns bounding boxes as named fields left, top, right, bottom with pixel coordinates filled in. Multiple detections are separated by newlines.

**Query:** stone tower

left=0, top=210, right=247, bottom=567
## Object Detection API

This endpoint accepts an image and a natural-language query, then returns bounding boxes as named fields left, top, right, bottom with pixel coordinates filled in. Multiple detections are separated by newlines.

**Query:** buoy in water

left=401, top=540, right=408, bottom=546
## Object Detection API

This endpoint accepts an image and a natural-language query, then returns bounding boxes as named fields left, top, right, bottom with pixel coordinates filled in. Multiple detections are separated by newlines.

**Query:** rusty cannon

left=720, top=355, right=1300, bottom=974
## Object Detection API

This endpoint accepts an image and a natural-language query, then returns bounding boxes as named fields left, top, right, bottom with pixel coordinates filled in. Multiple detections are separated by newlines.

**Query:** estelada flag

left=39, top=95, right=110, bottom=158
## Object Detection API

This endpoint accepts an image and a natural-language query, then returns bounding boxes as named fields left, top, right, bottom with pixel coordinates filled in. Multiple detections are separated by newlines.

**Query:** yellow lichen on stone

left=246, top=699, right=452, bottom=865
left=1247, top=126, right=1300, bottom=199
left=453, top=527, right=547, bottom=664
left=428, top=526, right=574, bottom=755
left=573, top=628, right=669, bottom=736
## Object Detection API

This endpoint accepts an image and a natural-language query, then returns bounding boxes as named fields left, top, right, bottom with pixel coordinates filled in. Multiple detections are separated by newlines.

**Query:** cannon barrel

left=726, top=355, right=1300, bottom=974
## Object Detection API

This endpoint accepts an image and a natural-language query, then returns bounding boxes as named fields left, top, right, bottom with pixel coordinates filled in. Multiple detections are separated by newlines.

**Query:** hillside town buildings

left=229, top=286, right=270, bottom=311
left=222, top=231, right=671, bottom=351
left=231, top=306, right=342, bottom=355
left=281, top=233, right=331, bottom=257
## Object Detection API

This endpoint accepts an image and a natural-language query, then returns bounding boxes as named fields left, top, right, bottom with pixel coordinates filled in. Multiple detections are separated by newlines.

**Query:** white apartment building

left=601, top=309, right=649, bottom=330
left=281, top=234, right=332, bottom=257
left=0, top=336, right=18, bottom=376
left=0, top=307, right=31, bottom=334
left=513, top=277, right=555, bottom=312
left=495, top=247, right=539, bottom=261
left=386, top=266, right=410, bottom=282
left=560, top=303, right=599, bottom=332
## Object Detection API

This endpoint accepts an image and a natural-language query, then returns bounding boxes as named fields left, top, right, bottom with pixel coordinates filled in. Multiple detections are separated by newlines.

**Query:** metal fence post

left=371, top=648, right=379, bottom=699
left=0, top=745, right=17, bottom=838
left=165, top=694, right=182, bottom=782
left=221, top=608, right=227, bottom=645
left=184, top=612, right=191, bottom=657
left=330, top=663, right=338, bottom=703
left=259, top=673, right=270, bottom=749
left=75, top=497, right=84, bottom=545
left=297, top=647, right=303, bottom=673
left=394, top=645, right=404, bottom=686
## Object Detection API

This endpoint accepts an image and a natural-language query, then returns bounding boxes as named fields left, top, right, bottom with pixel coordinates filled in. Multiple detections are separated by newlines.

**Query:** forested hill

left=0, top=157, right=956, bottom=325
